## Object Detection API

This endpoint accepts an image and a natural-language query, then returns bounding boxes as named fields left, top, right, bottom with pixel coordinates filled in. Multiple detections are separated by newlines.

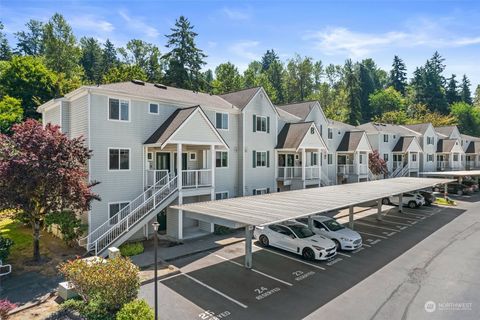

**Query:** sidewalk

left=131, top=230, right=244, bottom=268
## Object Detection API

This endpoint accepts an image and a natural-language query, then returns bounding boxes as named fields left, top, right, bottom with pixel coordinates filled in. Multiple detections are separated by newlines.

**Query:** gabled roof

left=276, top=101, right=319, bottom=120
left=337, top=131, right=367, bottom=152
left=276, top=122, right=323, bottom=150
left=328, top=119, right=357, bottom=130
left=435, top=126, right=458, bottom=137
left=402, top=123, right=432, bottom=135
left=144, top=107, right=197, bottom=145
left=92, top=81, right=238, bottom=112
left=392, top=137, right=420, bottom=152
left=219, top=87, right=262, bottom=110
left=358, top=122, right=419, bottom=136
left=436, top=139, right=459, bottom=153
left=276, top=107, right=302, bottom=123
left=466, top=141, right=480, bottom=154
left=461, top=134, right=480, bottom=142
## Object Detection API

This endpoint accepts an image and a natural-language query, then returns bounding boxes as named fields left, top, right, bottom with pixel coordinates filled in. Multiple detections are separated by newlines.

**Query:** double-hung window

left=109, top=98, right=129, bottom=121
left=256, top=151, right=267, bottom=167
left=412, top=153, right=417, bottom=161
left=216, top=151, right=228, bottom=168
left=328, top=128, right=333, bottom=139
left=383, top=154, right=389, bottom=161
left=109, top=148, right=130, bottom=170
left=109, top=202, right=129, bottom=224
left=253, top=188, right=269, bottom=195
left=215, top=191, right=229, bottom=200
left=149, top=103, right=159, bottom=114
left=253, top=115, right=269, bottom=132
left=215, top=112, right=229, bottom=130
left=453, top=154, right=459, bottom=161
left=327, top=153, right=333, bottom=164
left=383, top=134, right=389, bottom=142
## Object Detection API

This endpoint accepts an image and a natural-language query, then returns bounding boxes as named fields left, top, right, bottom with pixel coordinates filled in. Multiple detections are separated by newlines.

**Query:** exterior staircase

left=390, top=164, right=409, bottom=178
left=79, top=174, right=179, bottom=257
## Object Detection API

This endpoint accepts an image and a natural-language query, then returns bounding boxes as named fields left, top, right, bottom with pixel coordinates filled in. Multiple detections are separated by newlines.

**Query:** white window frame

left=256, top=151, right=268, bottom=167
left=383, top=154, right=389, bottom=161
left=215, top=112, right=229, bottom=130
left=328, top=128, right=333, bottom=140
left=108, top=201, right=129, bottom=224
left=412, top=153, right=417, bottom=162
left=216, top=151, right=228, bottom=168
left=253, top=188, right=269, bottom=195
left=108, top=97, right=130, bottom=122
left=147, top=152, right=153, bottom=161
left=255, top=115, right=268, bottom=132
left=383, top=134, right=389, bottom=143
left=453, top=154, right=459, bottom=162
left=215, top=191, right=229, bottom=200
left=189, top=152, right=197, bottom=161
left=327, top=153, right=333, bottom=165
left=108, top=147, right=131, bottom=171
left=148, top=102, right=159, bottom=115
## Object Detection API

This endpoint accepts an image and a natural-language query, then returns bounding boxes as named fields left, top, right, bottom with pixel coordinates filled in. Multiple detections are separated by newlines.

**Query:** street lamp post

left=152, top=222, right=159, bottom=320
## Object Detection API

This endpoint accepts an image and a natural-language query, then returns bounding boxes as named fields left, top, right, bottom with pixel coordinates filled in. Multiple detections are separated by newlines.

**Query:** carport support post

left=308, top=216, right=314, bottom=229
left=444, top=183, right=448, bottom=199
left=245, top=225, right=253, bottom=269
left=398, top=194, right=403, bottom=213
left=376, top=199, right=383, bottom=221
left=349, top=206, right=354, bottom=229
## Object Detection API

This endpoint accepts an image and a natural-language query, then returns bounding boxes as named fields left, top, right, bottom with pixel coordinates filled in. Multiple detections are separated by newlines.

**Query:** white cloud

left=306, top=18, right=480, bottom=58
left=70, top=15, right=114, bottom=32
left=222, top=7, right=251, bottom=21
left=118, top=10, right=159, bottom=38
left=229, top=40, right=260, bottom=60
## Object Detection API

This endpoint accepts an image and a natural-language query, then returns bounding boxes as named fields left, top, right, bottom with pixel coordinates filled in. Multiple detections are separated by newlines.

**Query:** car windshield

left=323, top=219, right=345, bottom=231
left=289, top=225, right=315, bottom=238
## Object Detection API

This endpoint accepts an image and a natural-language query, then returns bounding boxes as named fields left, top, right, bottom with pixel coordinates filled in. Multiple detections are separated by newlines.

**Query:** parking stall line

left=377, top=218, right=414, bottom=227
left=386, top=213, right=424, bottom=221
left=159, top=273, right=183, bottom=282
left=355, top=221, right=401, bottom=233
left=356, top=231, right=388, bottom=239
left=213, top=254, right=293, bottom=287
left=362, top=216, right=411, bottom=227
left=403, top=209, right=435, bottom=216
left=253, top=244, right=326, bottom=270
left=336, top=252, right=351, bottom=258
left=362, top=243, right=372, bottom=247
left=182, top=273, right=248, bottom=309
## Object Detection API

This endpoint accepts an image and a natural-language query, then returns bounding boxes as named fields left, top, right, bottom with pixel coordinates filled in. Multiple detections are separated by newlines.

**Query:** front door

left=173, top=153, right=188, bottom=174
left=155, top=152, right=170, bottom=182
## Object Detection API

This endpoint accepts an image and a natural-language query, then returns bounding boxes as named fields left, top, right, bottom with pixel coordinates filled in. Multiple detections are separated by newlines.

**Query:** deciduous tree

left=0, top=96, right=23, bottom=134
left=14, top=19, right=44, bottom=56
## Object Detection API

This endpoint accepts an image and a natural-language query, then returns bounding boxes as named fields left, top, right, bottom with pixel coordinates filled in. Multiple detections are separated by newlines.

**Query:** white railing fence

left=182, top=169, right=212, bottom=188
left=278, top=167, right=302, bottom=179
left=358, top=164, right=368, bottom=175
left=145, top=170, right=169, bottom=186
left=93, top=176, right=178, bottom=255
left=305, top=166, right=320, bottom=179
left=337, top=164, right=355, bottom=175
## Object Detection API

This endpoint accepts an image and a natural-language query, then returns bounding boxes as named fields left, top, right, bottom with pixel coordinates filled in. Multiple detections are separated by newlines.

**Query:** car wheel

left=457, top=190, right=463, bottom=196
left=259, top=235, right=269, bottom=247
left=333, top=239, right=341, bottom=251
left=382, top=198, right=390, bottom=205
left=302, top=248, right=315, bottom=261
left=408, top=201, right=416, bottom=209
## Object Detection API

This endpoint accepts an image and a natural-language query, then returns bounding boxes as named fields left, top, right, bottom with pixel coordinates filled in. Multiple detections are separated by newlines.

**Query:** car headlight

left=312, top=245, right=325, bottom=251
left=340, top=237, right=352, bottom=242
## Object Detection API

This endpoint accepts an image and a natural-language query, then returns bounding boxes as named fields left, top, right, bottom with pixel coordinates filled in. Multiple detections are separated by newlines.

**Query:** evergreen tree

left=343, top=59, right=362, bottom=125
left=0, top=21, right=12, bottom=60
left=445, top=74, right=460, bottom=105
left=118, top=39, right=162, bottom=82
left=14, top=19, right=44, bottom=56
left=357, top=61, right=376, bottom=122
left=460, top=74, right=473, bottom=105
left=266, top=60, right=285, bottom=104
left=42, top=13, right=81, bottom=77
left=284, top=54, right=314, bottom=102
left=163, top=16, right=207, bottom=91
left=261, top=49, right=279, bottom=71
left=243, top=61, right=262, bottom=88
left=101, top=39, right=118, bottom=75
left=473, top=85, right=480, bottom=108
left=388, top=55, right=407, bottom=94
left=79, top=37, right=103, bottom=84
left=203, top=69, right=214, bottom=92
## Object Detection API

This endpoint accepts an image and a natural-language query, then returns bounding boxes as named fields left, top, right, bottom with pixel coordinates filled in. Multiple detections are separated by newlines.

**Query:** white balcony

left=182, top=169, right=212, bottom=188
left=337, top=164, right=355, bottom=175
left=277, top=166, right=320, bottom=180
left=305, top=166, right=320, bottom=179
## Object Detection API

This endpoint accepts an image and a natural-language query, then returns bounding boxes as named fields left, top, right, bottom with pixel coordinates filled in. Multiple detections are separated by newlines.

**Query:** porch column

left=177, top=143, right=183, bottom=190
left=245, top=225, right=253, bottom=269
left=308, top=215, right=314, bottom=229
left=209, top=145, right=215, bottom=233
left=318, top=149, right=322, bottom=187
left=301, top=148, right=306, bottom=185
left=356, top=152, right=360, bottom=182
left=349, top=206, right=354, bottom=229
left=376, top=199, right=383, bottom=221
left=177, top=194, right=183, bottom=240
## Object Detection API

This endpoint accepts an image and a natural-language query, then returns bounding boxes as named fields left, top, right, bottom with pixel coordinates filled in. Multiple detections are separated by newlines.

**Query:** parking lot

left=139, top=202, right=466, bottom=320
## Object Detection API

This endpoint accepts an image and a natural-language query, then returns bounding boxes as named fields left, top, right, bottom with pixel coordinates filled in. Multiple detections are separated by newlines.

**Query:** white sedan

left=254, top=221, right=337, bottom=261
left=296, top=216, right=362, bottom=251
left=383, top=192, right=425, bottom=208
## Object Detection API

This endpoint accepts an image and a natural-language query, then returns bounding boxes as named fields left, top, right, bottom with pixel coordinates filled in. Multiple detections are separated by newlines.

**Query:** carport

left=421, top=170, right=480, bottom=196
left=171, top=177, right=453, bottom=269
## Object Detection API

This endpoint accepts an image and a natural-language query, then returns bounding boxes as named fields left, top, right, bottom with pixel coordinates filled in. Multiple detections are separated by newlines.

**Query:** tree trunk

left=33, top=219, right=41, bottom=262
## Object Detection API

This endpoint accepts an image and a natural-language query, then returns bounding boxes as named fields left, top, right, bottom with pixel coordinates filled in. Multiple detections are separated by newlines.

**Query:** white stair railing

left=79, top=173, right=171, bottom=250
left=399, top=164, right=410, bottom=177
left=367, top=168, right=376, bottom=181
left=93, top=176, right=178, bottom=255
left=389, top=165, right=402, bottom=178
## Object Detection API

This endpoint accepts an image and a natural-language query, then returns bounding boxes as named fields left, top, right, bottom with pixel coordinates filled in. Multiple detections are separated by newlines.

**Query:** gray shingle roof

left=144, top=106, right=198, bottom=145
left=219, top=87, right=262, bottom=110
left=91, top=81, right=239, bottom=111
left=358, top=122, right=419, bottom=136
left=436, top=139, right=457, bottom=153
left=328, top=119, right=357, bottom=130
left=402, top=123, right=431, bottom=135
left=466, top=141, right=480, bottom=154
left=392, top=137, right=415, bottom=152
left=276, top=122, right=314, bottom=149
left=461, top=134, right=480, bottom=142
left=276, top=101, right=318, bottom=120
left=337, top=131, right=365, bottom=152
left=435, top=126, right=458, bottom=137
left=276, top=107, right=302, bottom=122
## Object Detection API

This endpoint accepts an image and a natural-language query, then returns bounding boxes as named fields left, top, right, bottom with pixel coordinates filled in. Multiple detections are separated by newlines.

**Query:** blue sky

left=2, top=0, right=480, bottom=87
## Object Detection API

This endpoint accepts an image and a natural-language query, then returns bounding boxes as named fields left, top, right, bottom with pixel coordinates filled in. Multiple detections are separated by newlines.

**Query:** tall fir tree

left=79, top=37, right=103, bottom=84
left=460, top=74, right=473, bottom=105
left=163, top=16, right=207, bottom=91
left=343, top=59, right=362, bottom=125
left=0, top=21, right=12, bottom=60
left=266, top=60, right=285, bottom=104
left=445, top=74, right=460, bottom=105
left=101, top=39, right=118, bottom=76
left=357, top=61, right=376, bottom=122
left=388, top=55, right=407, bottom=94
left=14, top=19, right=44, bottom=56
left=261, top=49, right=279, bottom=71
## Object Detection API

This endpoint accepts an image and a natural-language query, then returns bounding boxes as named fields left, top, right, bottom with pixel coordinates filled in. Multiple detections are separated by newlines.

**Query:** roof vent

left=154, top=83, right=167, bottom=89
left=131, top=79, right=145, bottom=85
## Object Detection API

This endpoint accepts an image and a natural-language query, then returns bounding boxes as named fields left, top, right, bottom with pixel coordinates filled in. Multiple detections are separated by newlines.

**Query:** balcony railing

left=337, top=164, right=355, bottom=175
left=182, top=169, right=212, bottom=188
left=277, top=166, right=320, bottom=180
left=305, top=166, right=320, bottom=179
left=358, top=164, right=368, bottom=175
left=466, top=161, right=479, bottom=170
left=145, top=170, right=169, bottom=187
left=409, top=161, right=419, bottom=169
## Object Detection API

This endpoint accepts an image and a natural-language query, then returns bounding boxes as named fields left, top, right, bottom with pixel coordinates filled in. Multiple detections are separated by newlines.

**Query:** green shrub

left=61, top=297, right=115, bottom=320
left=0, top=235, right=14, bottom=262
left=120, top=242, right=144, bottom=257
left=116, top=299, right=154, bottom=320
left=214, top=224, right=235, bottom=235
left=45, top=211, right=87, bottom=246
left=58, top=256, right=140, bottom=313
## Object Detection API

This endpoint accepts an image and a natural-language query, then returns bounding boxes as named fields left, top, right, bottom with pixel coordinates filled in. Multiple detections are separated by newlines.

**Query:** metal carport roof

left=421, top=170, right=480, bottom=177
left=171, top=177, right=453, bottom=227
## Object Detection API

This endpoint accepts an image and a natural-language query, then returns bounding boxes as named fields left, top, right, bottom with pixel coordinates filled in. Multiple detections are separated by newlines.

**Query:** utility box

left=108, top=247, right=121, bottom=258
left=58, top=281, right=78, bottom=300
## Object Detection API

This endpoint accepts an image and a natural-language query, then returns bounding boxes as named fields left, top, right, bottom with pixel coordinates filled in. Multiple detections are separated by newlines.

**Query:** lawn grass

left=434, top=197, right=457, bottom=206
left=0, top=218, right=32, bottom=254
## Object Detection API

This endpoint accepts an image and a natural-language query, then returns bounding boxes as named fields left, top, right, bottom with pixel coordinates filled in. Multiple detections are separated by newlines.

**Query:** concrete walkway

left=306, top=193, right=480, bottom=320
left=131, top=230, right=244, bottom=268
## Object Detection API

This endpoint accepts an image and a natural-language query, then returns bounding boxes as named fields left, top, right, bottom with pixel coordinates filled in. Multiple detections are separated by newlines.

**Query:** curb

left=164, top=238, right=245, bottom=262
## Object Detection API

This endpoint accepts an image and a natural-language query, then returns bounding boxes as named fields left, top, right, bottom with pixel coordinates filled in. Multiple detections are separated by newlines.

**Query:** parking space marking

left=213, top=254, right=293, bottom=287
left=362, top=243, right=372, bottom=247
left=356, top=231, right=387, bottom=239
left=355, top=221, right=401, bottom=233
left=403, top=209, right=435, bottom=216
left=336, top=252, right=351, bottom=258
left=159, top=273, right=183, bottom=282
left=386, top=213, right=423, bottom=221
left=377, top=218, right=413, bottom=227
left=182, top=273, right=248, bottom=309
left=252, top=244, right=326, bottom=270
